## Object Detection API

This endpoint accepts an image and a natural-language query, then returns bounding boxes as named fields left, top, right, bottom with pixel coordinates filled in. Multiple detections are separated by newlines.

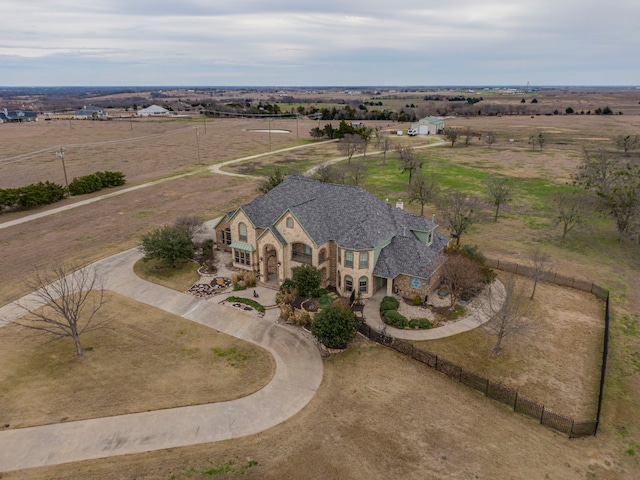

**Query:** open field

left=4, top=340, right=637, bottom=480
left=0, top=292, right=275, bottom=429
left=1, top=91, right=640, bottom=479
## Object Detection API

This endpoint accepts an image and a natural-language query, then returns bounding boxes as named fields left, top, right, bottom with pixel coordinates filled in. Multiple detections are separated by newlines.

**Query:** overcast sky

left=1, top=1, right=637, bottom=87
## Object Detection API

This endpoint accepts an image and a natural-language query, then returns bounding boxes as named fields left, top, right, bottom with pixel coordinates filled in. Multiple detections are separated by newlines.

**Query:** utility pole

left=55, top=146, right=69, bottom=197
left=268, top=117, right=272, bottom=151
left=202, top=110, right=207, bottom=134
left=195, top=127, right=201, bottom=165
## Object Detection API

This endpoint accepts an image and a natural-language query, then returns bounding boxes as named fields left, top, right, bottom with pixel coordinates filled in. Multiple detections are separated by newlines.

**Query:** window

left=291, top=243, right=312, bottom=264
left=345, top=275, right=353, bottom=292
left=234, top=249, right=251, bottom=266
left=359, top=252, right=368, bottom=269
left=222, top=228, right=231, bottom=245
left=318, top=248, right=327, bottom=264
left=338, top=271, right=341, bottom=287
left=286, top=217, right=294, bottom=228
left=345, top=251, right=353, bottom=268
left=238, top=222, right=247, bottom=241
left=359, top=276, right=368, bottom=293
left=426, top=231, right=433, bottom=245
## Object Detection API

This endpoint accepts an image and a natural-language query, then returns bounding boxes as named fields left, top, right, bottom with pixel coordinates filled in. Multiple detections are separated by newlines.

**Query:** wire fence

left=357, top=261, right=610, bottom=438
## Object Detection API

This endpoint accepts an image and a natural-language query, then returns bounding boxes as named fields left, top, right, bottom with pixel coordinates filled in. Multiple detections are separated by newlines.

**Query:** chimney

left=396, top=199, right=404, bottom=210
left=432, top=214, right=435, bottom=223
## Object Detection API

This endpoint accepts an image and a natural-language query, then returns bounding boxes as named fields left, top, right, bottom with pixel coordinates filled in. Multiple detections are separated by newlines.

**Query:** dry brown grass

left=133, top=258, right=201, bottom=291
left=5, top=340, right=637, bottom=480
left=1, top=99, right=640, bottom=479
left=413, top=274, right=604, bottom=419
left=0, top=292, right=274, bottom=429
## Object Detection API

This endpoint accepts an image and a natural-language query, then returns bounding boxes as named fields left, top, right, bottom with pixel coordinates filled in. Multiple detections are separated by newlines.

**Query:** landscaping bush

left=13, top=181, right=66, bottom=209
left=225, top=296, right=265, bottom=313
left=319, top=293, right=334, bottom=308
left=383, top=310, right=409, bottom=329
left=279, top=303, right=293, bottom=321
left=292, top=264, right=322, bottom=297
left=409, top=318, right=432, bottom=329
left=280, top=279, right=297, bottom=291
left=311, top=303, right=357, bottom=349
left=68, top=173, right=103, bottom=195
left=413, top=295, right=422, bottom=306
left=242, top=271, right=257, bottom=287
left=290, top=308, right=311, bottom=327
left=68, top=171, right=125, bottom=196
left=275, top=286, right=298, bottom=305
left=380, top=296, right=400, bottom=313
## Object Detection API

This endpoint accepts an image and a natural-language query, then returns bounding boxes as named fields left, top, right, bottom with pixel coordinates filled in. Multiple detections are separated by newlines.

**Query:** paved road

left=0, top=249, right=323, bottom=472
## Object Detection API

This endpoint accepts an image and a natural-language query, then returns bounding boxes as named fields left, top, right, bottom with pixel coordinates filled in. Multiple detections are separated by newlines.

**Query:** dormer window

left=286, top=217, right=294, bottom=228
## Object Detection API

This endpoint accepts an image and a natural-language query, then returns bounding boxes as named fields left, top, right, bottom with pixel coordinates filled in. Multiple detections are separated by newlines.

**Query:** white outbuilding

left=137, top=105, right=171, bottom=117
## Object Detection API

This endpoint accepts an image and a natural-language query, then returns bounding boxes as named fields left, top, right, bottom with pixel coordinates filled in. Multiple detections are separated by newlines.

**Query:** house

left=409, top=116, right=446, bottom=135
left=214, top=175, right=449, bottom=300
left=0, top=108, right=38, bottom=123
left=137, top=105, right=171, bottom=117
left=73, top=105, right=108, bottom=119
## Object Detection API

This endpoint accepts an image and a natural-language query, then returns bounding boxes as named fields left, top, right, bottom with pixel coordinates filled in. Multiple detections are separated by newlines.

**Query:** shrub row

left=0, top=181, right=66, bottom=210
left=68, top=171, right=125, bottom=195
left=379, top=295, right=432, bottom=330
left=225, top=296, right=265, bottom=313
left=0, top=171, right=125, bottom=213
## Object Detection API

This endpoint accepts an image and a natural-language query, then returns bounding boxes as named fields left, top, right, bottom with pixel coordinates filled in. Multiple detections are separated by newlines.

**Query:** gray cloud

left=0, top=1, right=637, bottom=86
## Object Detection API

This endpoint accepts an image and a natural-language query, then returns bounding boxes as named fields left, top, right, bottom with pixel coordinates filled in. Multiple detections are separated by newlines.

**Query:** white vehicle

left=407, top=128, right=418, bottom=136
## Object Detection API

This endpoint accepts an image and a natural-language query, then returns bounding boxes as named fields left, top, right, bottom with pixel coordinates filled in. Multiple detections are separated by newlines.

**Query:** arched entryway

left=262, top=244, right=279, bottom=285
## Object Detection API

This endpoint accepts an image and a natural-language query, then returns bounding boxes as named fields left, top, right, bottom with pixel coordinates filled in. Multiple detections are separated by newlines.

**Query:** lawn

left=412, top=273, right=604, bottom=420
left=133, top=257, right=201, bottom=291
left=0, top=292, right=275, bottom=429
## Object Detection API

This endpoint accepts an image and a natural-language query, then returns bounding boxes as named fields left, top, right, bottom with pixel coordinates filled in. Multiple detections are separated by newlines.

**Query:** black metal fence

left=356, top=262, right=611, bottom=438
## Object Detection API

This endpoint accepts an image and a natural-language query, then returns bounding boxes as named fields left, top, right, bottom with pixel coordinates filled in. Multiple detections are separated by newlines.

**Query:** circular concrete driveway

left=0, top=249, right=323, bottom=473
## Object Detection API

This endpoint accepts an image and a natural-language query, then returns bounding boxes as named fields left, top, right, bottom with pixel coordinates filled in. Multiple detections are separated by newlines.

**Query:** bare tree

left=575, top=149, right=640, bottom=240
left=528, top=131, right=547, bottom=151
left=526, top=249, right=555, bottom=299
left=481, top=274, right=536, bottom=355
left=437, top=191, right=478, bottom=245
left=485, top=131, right=497, bottom=148
left=396, top=144, right=423, bottom=185
left=441, top=253, right=486, bottom=309
left=409, top=170, right=438, bottom=216
left=486, top=177, right=513, bottom=222
left=312, top=164, right=338, bottom=183
left=616, top=134, right=640, bottom=154
left=175, top=215, right=205, bottom=239
left=344, top=161, right=366, bottom=187
left=551, top=190, right=592, bottom=240
left=10, top=263, right=108, bottom=357
left=378, top=133, right=392, bottom=164
left=443, top=127, right=460, bottom=148
left=338, top=133, right=360, bottom=164
left=574, top=149, right=618, bottom=196
left=462, top=128, right=473, bottom=147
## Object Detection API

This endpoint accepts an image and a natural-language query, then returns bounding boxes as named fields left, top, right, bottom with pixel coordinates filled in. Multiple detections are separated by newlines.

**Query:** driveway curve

left=0, top=248, right=323, bottom=473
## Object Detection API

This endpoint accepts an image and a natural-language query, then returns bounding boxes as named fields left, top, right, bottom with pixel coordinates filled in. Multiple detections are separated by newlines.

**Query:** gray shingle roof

left=241, top=175, right=448, bottom=279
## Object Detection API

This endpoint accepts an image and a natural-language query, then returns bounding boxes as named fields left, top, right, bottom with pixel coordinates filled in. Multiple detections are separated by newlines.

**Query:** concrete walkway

left=0, top=248, right=323, bottom=473
left=362, top=280, right=506, bottom=341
